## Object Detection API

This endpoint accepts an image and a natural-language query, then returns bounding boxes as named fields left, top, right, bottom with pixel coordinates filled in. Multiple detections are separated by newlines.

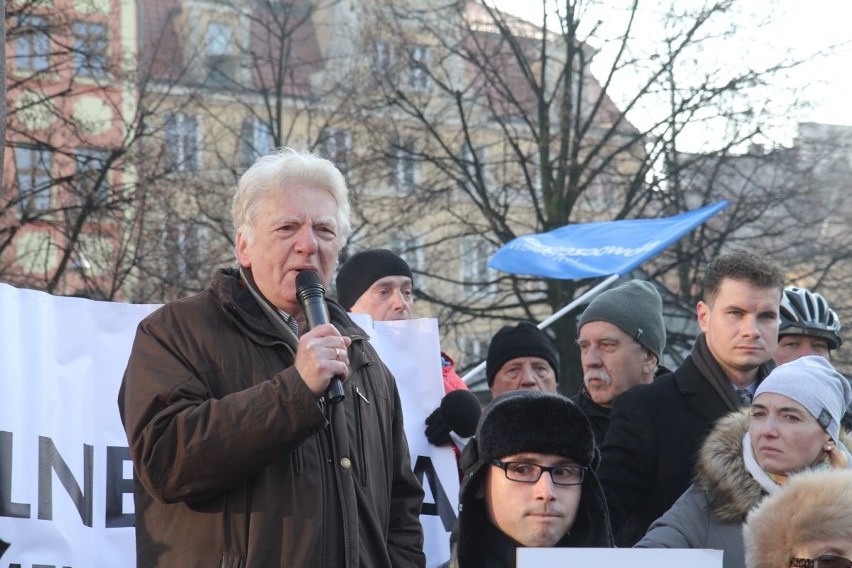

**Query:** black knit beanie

left=577, top=280, right=666, bottom=362
left=451, top=390, right=614, bottom=562
left=335, top=249, right=414, bottom=309
left=485, top=321, right=560, bottom=387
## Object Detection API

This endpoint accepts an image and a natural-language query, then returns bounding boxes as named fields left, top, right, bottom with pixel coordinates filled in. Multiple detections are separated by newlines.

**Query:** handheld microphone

left=440, top=389, right=482, bottom=438
left=295, top=270, right=345, bottom=404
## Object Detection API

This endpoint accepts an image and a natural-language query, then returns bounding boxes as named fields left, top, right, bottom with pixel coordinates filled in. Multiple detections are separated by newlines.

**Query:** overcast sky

left=492, top=0, right=852, bottom=144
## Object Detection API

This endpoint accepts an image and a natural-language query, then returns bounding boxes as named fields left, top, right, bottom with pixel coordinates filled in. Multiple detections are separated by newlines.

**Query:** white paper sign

left=518, top=547, right=724, bottom=567
left=349, top=314, right=460, bottom=568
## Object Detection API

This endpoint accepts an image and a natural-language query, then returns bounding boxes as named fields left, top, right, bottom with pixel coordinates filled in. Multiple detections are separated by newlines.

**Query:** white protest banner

left=0, top=283, right=458, bottom=567
left=349, top=314, right=460, bottom=568
left=517, top=547, right=724, bottom=567
left=0, top=282, right=157, bottom=566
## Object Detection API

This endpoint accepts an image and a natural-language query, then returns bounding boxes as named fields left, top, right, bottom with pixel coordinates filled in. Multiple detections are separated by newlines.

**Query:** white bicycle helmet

left=779, top=286, right=843, bottom=349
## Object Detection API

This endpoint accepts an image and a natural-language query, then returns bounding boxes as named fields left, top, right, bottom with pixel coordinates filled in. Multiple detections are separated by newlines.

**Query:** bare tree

left=343, top=0, right=838, bottom=392
left=123, top=0, right=358, bottom=302
left=2, top=0, right=152, bottom=298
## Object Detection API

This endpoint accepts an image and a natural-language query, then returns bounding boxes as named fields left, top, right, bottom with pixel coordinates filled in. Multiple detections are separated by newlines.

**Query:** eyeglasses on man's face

left=790, top=555, right=852, bottom=568
left=490, top=460, right=586, bottom=486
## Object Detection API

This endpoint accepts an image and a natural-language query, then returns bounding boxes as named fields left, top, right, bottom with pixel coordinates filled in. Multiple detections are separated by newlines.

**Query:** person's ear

left=642, top=350, right=658, bottom=377
left=697, top=300, right=710, bottom=332
left=235, top=231, right=251, bottom=268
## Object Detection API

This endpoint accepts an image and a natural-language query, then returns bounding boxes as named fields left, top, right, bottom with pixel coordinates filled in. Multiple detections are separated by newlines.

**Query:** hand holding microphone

left=296, top=270, right=348, bottom=404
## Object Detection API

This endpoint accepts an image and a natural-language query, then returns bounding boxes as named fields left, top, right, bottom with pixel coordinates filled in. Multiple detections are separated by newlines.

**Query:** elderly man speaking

left=119, top=149, right=425, bottom=567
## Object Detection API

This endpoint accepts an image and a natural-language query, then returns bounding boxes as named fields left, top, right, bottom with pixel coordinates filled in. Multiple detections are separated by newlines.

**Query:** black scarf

left=690, top=332, right=772, bottom=410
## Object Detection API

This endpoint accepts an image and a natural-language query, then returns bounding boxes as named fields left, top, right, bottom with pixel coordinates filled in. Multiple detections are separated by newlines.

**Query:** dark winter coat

left=119, top=268, right=425, bottom=568
left=635, top=409, right=759, bottom=568
left=571, top=367, right=671, bottom=446
left=597, top=339, right=772, bottom=546
left=570, top=390, right=610, bottom=447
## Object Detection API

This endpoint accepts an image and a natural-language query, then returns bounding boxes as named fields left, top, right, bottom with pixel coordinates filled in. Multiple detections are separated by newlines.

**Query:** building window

left=164, top=113, right=200, bottom=172
left=73, top=22, right=109, bottom=78
left=388, top=232, right=426, bottom=291
left=388, top=234, right=425, bottom=271
left=206, top=22, right=232, bottom=56
left=460, top=336, right=490, bottom=370
left=460, top=236, right=496, bottom=291
left=461, top=143, right=491, bottom=189
left=387, top=138, right=417, bottom=187
left=409, top=45, right=430, bottom=93
left=75, top=149, right=110, bottom=205
left=167, top=222, right=203, bottom=282
left=318, top=129, right=352, bottom=174
left=206, top=22, right=238, bottom=84
left=15, top=146, right=53, bottom=213
left=372, top=40, right=395, bottom=82
left=240, top=118, right=273, bottom=167
left=14, top=15, right=50, bottom=72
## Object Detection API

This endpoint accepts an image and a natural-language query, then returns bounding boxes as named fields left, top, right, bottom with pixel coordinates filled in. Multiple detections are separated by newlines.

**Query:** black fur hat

left=450, top=391, right=613, bottom=564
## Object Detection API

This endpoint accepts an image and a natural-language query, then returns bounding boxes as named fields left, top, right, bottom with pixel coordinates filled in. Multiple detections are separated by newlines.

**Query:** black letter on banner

left=105, top=446, right=135, bottom=528
left=0, top=431, right=30, bottom=519
left=412, top=455, right=456, bottom=531
left=38, top=436, right=94, bottom=527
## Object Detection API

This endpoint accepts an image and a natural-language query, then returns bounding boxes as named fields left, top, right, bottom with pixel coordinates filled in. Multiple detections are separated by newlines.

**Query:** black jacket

left=597, top=351, right=770, bottom=547
left=570, top=390, right=610, bottom=447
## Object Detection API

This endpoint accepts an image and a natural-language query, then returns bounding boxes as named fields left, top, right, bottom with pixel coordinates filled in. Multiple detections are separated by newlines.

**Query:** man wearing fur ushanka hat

left=442, top=390, right=613, bottom=568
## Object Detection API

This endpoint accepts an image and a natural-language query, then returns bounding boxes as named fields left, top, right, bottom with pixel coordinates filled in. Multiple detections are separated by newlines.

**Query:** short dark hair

left=703, top=250, right=785, bottom=306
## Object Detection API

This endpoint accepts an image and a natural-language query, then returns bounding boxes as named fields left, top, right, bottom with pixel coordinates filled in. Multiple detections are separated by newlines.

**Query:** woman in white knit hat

left=636, top=355, right=852, bottom=568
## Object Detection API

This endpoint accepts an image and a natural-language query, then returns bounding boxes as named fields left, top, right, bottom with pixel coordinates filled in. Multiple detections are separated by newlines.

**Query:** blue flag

left=489, top=201, right=729, bottom=280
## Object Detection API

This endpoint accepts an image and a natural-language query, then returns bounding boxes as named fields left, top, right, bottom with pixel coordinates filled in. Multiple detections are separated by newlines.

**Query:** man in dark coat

left=571, top=279, right=667, bottom=445
left=119, top=149, right=425, bottom=567
left=445, top=390, right=613, bottom=567
left=597, top=250, right=784, bottom=546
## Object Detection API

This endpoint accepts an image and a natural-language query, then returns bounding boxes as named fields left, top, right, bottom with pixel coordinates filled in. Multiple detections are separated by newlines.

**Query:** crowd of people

left=118, top=148, right=850, bottom=568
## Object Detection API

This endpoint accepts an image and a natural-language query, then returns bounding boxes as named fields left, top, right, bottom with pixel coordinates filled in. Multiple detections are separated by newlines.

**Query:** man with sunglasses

left=442, top=390, right=613, bottom=567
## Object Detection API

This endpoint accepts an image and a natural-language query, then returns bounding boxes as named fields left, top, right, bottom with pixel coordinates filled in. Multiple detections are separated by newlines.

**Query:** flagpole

left=460, top=273, right=621, bottom=384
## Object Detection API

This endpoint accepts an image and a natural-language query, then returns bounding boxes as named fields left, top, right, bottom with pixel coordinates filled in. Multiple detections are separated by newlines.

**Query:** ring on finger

left=335, top=347, right=341, bottom=360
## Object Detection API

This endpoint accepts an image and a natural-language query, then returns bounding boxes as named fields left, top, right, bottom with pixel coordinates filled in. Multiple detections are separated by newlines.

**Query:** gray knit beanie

left=577, top=280, right=666, bottom=362
left=754, top=355, right=852, bottom=442
left=335, top=249, right=413, bottom=310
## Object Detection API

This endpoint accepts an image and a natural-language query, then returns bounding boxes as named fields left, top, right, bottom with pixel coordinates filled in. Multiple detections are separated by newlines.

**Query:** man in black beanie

left=443, top=390, right=613, bottom=567
left=336, top=248, right=416, bottom=321
left=486, top=322, right=560, bottom=399
left=573, top=279, right=667, bottom=445
left=336, top=249, right=473, bottom=450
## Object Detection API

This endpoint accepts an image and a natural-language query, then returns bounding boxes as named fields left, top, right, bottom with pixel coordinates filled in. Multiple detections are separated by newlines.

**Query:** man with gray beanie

left=573, top=280, right=667, bottom=444
left=442, top=390, right=613, bottom=567
left=486, top=322, right=560, bottom=399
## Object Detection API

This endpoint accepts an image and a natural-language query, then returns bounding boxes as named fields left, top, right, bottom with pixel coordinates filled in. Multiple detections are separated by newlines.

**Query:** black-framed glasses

left=790, top=555, right=852, bottom=568
left=490, top=460, right=586, bottom=486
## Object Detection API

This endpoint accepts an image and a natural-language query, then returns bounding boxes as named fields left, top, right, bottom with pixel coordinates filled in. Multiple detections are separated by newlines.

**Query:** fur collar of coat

left=697, top=408, right=852, bottom=524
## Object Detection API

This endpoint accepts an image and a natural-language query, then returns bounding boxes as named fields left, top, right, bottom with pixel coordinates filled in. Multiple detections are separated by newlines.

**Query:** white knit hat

left=754, top=355, right=852, bottom=442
